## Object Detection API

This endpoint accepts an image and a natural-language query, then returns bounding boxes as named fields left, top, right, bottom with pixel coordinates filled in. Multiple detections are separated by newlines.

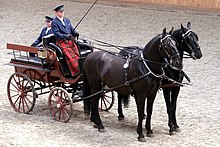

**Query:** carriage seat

left=42, top=35, right=64, bottom=60
left=77, top=39, right=93, bottom=57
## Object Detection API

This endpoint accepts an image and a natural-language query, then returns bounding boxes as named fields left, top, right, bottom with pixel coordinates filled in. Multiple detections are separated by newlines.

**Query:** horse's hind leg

left=171, top=87, right=181, bottom=132
left=90, top=93, right=105, bottom=132
left=162, top=88, right=175, bottom=135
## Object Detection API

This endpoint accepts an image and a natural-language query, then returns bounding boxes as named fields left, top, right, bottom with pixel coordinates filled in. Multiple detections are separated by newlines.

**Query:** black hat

left=45, top=16, right=54, bottom=22
left=53, top=5, right=64, bottom=12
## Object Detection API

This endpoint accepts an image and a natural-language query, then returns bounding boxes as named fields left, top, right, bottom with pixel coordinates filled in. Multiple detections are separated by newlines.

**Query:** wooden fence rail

left=104, top=0, right=220, bottom=9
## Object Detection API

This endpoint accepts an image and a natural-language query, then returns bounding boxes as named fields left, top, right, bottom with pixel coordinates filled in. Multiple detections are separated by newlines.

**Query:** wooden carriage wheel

left=7, top=72, right=36, bottom=113
left=99, top=91, right=115, bottom=111
left=48, top=87, right=72, bottom=123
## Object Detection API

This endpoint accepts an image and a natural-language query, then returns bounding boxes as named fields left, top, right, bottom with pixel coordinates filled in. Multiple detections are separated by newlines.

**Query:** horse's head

left=160, top=28, right=182, bottom=69
left=180, top=22, right=202, bottom=59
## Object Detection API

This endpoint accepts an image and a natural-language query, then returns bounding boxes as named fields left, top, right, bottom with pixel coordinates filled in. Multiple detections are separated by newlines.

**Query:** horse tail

left=118, top=93, right=130, bottom=108
left=82, top=69, right=92, bottom=117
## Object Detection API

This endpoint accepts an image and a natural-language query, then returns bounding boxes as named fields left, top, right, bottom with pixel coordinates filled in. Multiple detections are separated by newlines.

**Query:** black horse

left=117, top=22, right=202, bottom=135
left=83, top=28, right=182, bottom=142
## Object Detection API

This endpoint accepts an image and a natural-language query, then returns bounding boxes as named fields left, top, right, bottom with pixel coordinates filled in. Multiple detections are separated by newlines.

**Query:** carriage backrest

left=42, top=35, right=64, bottom=59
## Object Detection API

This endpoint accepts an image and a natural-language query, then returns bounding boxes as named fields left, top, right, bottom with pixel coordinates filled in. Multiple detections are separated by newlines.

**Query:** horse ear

left=181, top=24, right=184, bottom=31
left=187, top=22, right=191, bottom=30
left=162, top=28, right=166, bottom=37
left=169, top=27, right=174, bottom=35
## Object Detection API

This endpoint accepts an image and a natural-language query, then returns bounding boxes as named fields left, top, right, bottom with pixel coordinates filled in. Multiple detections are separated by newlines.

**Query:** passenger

left=30, top=16, right=54, bottom=57
left=51, top=5, right=80, bottom=76
left=31, top=16, right=54, bottom=47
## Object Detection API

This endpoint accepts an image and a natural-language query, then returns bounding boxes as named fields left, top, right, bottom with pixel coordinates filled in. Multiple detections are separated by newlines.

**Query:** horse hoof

left=146, top=133, right=154, bottom=138
left=138, top=137, right=146, bottom=142
left=98, top=128, right=106, bottom=132
left=93, top=124, right=98, bottom=128
left=169, top=131, right=175, bottom=136
left=175, top=128, right=181, bottom=132
left=118, top=117, right=124, bottom=121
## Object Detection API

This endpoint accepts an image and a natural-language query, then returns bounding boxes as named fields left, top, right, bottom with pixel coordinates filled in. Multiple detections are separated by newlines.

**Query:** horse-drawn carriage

left=6, top=23, right=202, bottom=141
left=6, top=36, right=114, bottom=123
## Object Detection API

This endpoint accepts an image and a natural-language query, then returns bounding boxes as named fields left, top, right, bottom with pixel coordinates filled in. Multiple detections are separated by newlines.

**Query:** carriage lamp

left=37, top=47, right=47, bottom=58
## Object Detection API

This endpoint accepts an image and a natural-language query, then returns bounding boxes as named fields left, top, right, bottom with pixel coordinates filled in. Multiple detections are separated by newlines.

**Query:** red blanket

left=56, top=40, right=80, bottom=76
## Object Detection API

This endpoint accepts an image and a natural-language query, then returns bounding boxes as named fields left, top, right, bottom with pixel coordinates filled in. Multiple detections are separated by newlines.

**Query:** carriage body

left=6, top=38, right=114, bottom=122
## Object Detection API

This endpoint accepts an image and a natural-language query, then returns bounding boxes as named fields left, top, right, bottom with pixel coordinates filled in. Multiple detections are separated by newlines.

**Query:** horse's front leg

left=145, top=94, right=156, bottom=137
left=163, top=88, right=175, bottom=135
left=134, top=95, right=146, bottom=142
left=90, top=94, right=105, bottom=132
left=171, top=87, right=181, bottom=132
left=117, top=93, right=125, bottom=120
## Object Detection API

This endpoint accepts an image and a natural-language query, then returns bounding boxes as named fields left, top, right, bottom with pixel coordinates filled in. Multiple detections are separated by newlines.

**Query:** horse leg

left=134, top=95, right=146, bottom=142
left=117, top=93, right=125, bottom=121
left=171, top=87, right=181, bottom=132
left=162, top=88, right=175, bottom=135
left=145, top=94, right=156, bottom=138
left=90, top=92, right=106, bottom=132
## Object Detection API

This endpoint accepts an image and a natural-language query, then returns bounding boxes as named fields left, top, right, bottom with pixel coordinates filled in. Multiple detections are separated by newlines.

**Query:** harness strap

left=141, top=52, right=165, bottom=79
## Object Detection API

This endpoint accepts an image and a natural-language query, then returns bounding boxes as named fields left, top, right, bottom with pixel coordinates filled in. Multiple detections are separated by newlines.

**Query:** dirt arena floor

left=0, top=0, right=220, bottom=146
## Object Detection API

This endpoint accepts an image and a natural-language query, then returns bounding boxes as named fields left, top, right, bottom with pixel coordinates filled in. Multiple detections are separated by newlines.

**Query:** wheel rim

left=7, top=72, right=36, bottom=113
left=99, top=91, right=114, bottom=111
left=48, top=88, right=72, bottom=123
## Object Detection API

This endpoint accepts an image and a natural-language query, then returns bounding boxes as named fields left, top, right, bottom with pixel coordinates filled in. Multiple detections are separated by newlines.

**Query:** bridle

left=159, top=34, right=180, bottom=65
left=181, top=30, right=200, bottom=59
left=139, top=34, right=180, bottom=79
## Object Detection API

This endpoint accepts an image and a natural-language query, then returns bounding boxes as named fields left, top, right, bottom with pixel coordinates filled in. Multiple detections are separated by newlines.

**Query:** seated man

left=31, top=16, right=54, bottom=57
left=31, top=16, right=54, bottom=47
left=52, top=5, right=80, bottom=77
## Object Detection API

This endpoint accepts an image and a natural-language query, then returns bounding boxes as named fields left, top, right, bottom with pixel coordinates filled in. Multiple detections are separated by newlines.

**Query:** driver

left=51, top=5, right=80, bottom=77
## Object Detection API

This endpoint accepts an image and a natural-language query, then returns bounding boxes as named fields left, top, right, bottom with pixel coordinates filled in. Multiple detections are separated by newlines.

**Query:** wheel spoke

left=23, top=81, right=29, bottom=90
left=21, top=78, right=25, bottom=89
left=104, top=95, right=112, bottom=99
left=22, top=96, right=25, bottom=113
left=11, top=82, right=19, bottom=91
left=58, top=108, right=61, bottom=121
left=61, top=109, right=66, bottom=121
left=62, top=107, right=71, bottom=114
left=18, top=96, right=22, bottom=112
left=10, top=93, right=19, bottom=99
left=12, top=76, right=20, bottom=88
left=51, top=107, right=59, bottom=117
left=13, top=95, right=21, bottom=106
left=17, top=76, right=22, bottom=88
left=10, top=89, right=19, bottom=93
left=24, top=96, right=33, bottom=105
left=100, top=98, right=103, bottom=109
left=103, top=98, right=108, bottom=109
left=24, top=93, right=33, bottom=98
left=62, top=102, right=70, bottom=106
left=23, top=97, right=30, bottom=111
left=102, top=97, right=111, bottom=104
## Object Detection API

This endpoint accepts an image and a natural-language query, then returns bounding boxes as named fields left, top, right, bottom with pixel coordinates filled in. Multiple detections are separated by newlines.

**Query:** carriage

left=6, top=36, right=115, bottom=123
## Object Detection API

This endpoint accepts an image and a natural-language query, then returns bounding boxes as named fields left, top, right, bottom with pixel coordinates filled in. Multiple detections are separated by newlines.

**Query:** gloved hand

left=66, top=34, right=72, bottom=40
left=74, top=32, right=79, bottom=39
left=31, top=43, right=37, bottom=47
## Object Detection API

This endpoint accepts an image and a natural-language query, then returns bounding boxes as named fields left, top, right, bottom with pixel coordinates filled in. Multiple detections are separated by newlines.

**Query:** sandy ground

left=0, top=0, right=220, bottom=146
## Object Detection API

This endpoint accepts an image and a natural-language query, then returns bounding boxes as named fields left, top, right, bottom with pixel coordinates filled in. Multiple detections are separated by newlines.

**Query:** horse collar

left=140, top=52, right=165, bottom=79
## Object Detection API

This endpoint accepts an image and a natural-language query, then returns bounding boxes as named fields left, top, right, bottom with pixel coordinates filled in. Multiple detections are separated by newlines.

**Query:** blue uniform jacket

left=52, top=17, right=78, bottom=40
left=34, top=27, right=53, bottom=45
